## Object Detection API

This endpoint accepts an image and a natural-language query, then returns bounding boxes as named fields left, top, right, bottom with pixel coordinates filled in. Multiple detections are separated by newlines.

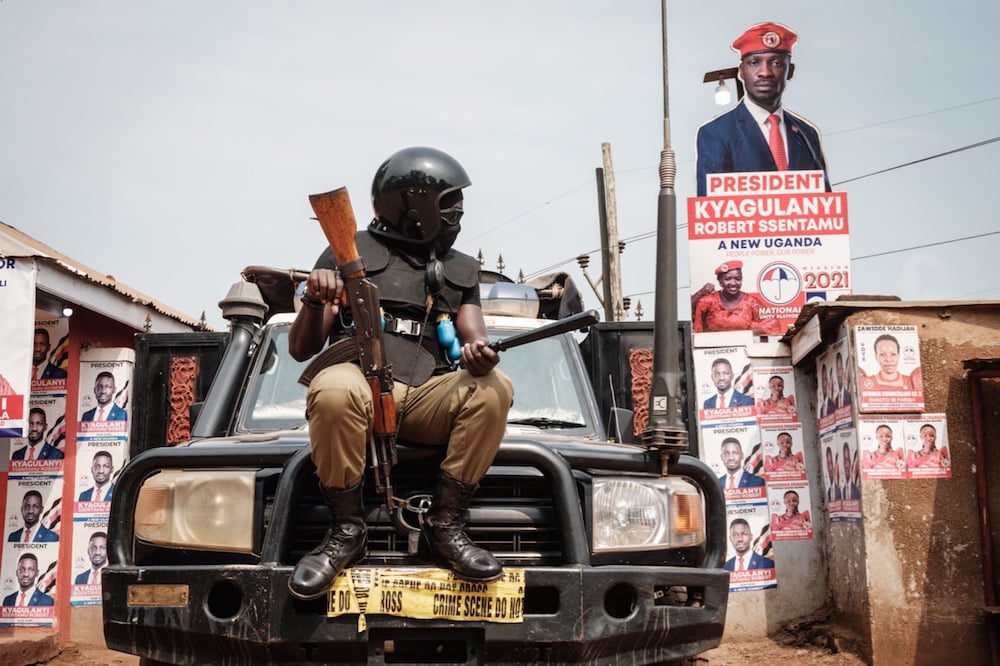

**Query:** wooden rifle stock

left=308, top=187, right=399, bottom=511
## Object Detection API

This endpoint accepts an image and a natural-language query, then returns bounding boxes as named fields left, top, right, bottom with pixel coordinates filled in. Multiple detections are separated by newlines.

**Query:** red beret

left=731, top=22, right=797, bottom=59
left=715, top=260, right=743, bottom=275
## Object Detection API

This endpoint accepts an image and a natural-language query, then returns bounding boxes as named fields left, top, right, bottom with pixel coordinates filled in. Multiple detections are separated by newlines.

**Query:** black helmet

left=369, top=146, right=470, bottom=248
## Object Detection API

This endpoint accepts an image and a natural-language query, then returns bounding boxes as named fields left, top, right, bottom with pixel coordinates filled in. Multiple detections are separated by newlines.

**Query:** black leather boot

left=420, top=473, right=502, bottom=582
left=288, top=481, right=367, bottom=600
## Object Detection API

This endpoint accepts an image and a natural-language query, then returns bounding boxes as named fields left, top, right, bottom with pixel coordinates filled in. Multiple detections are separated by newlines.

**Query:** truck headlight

left=134, top=470, right=256, bottom=553
left=591, top=476, right=705, bottom=552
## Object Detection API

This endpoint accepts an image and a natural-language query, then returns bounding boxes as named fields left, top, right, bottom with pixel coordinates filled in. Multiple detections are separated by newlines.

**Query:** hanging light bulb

left=714, top=78, right=731, bottom=106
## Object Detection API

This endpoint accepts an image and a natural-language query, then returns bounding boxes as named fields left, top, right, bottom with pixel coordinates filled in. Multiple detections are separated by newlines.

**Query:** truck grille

left=284, top=466, right=566, bottom=567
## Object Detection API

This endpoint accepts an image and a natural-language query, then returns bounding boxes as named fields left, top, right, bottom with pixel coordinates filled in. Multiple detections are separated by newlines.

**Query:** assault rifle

left=302, top=187, right=599, bottom=513
left=306, top=187, right=399, bottom=512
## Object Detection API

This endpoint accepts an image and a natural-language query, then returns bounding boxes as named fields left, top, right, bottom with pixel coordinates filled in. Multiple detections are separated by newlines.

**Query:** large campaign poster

left=688, top=171, right=851, bottom=338
left=0, top=258, right=36, bottom=437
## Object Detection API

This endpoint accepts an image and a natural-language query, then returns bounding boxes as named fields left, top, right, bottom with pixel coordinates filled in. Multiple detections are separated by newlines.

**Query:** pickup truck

left=103, top=269, right=729, bottom=665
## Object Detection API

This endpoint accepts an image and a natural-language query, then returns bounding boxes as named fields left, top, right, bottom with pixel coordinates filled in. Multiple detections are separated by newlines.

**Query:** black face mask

left=433, top=220, right=461, bottom=256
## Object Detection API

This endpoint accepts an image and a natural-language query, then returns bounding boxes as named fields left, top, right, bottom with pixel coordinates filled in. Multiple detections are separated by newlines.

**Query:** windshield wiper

left=507, top=417, right=586, bottom=429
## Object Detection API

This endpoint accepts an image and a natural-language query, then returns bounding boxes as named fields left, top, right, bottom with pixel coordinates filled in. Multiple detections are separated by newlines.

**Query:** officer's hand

left=461, top=337, right=498, bottom=376
left=305, top=268, right=343, bottom=315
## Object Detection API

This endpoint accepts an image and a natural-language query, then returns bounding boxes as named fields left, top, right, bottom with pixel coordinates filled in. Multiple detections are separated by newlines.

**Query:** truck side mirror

left=607, top=407, right=635, bottom=444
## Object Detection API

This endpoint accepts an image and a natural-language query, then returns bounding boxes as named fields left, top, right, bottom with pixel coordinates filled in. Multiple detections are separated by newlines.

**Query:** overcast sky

left=2, top=1, right=997, bottom=329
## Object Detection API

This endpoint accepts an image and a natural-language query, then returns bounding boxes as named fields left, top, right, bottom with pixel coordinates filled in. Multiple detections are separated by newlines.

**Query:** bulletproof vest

left=321, top=231, right=479, bottom=386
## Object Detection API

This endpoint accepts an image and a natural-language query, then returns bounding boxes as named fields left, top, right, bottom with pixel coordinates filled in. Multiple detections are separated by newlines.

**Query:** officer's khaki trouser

left=306, top=363, right=514, bottom=489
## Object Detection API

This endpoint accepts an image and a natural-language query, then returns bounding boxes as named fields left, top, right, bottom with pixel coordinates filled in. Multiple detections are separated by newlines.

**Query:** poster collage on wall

left=852, top=325, right=949, bottom=481
left=0, top=312, right=134, bottom=627
left=694, top=345, right=810, bottom=593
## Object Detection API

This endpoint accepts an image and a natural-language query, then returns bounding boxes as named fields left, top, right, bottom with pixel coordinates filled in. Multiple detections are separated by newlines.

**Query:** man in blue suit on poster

left=703, top=357, right=755, bottom=409
left=7, top=491, right=59, bottom=543
left=696, top=22, right=830, bottom=197
left=80, top=371, right=127, bottom=422
left=718, top=437, right=766, bottom=489
left=11, top=408, right=64, bottom=460
left=724, top=518, right=774, bottom=571
left=2, top=553, right=55, bottom=607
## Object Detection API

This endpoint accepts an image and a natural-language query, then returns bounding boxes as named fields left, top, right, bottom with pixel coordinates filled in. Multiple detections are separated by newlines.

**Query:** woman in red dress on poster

left=906, top=423, right=950, bottom=470
left=691, top=261, right=780, bottom=335
left=863, top=424, right=904, bottom=470
left=758, top=375, right=796, bottom=417
left=770, top=490, right=811, bottom=532
left=764, top=431, right=804, bottom=474
left=860, top=334, right=921, bottom=391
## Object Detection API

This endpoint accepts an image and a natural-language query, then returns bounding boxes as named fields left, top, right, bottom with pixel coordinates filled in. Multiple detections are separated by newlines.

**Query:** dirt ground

left=39, top=639, right=867, bottom=665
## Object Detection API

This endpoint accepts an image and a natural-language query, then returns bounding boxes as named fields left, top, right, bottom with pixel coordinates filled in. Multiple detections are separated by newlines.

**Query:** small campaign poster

left=768, top=484, right=814, bottom=541
left=761, top=423, right=806, bottom=483
left=828, top=336, right=854, bottom=428
left=854, top=325, right=924, bottom=413
left=695, top=346, right=755, bottom=424
left=9, top=394, right=67, bottom=474
left=0, top=543, right=58, bottom=626
left=688, top=171, right=851, bottom=337
left=903, top=414, right=951, bottom=480
left=815, top=346, right=838, bottom=435
left=820, top=431, right=842, bottom=507
left=4, top=475, right=63, bottom=545
left=754, top=363, right=798, bottom=423
left=77, top=348, right=134, bottom=437
left=30, top=318, right=69, bottom=394
left=70, top=517, right=108, bottom=606
left=858, top=415, right=907, bottom=480
left=701, top=420, right=765, bottom=504
left=835, top=428, right=862, bottom=521
left=74, top=440, right=125, bottom=516
left=723, top=504, right=776, bottom=592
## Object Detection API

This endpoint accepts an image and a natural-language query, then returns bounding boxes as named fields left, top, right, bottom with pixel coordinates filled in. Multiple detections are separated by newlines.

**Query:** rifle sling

left=297, top=337, right=360, bottom=387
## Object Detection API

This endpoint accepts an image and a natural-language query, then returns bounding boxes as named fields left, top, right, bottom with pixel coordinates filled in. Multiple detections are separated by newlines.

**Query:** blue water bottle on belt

left=436, top=314, right=462, bottom=362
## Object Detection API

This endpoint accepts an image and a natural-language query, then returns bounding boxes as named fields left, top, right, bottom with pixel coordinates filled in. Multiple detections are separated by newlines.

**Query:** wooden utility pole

left=598, top=142, right=625, bottom=321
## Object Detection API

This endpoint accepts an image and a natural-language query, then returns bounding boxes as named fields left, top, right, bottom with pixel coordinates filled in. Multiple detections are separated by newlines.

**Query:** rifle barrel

left=488, top=310, right=599, bottom=352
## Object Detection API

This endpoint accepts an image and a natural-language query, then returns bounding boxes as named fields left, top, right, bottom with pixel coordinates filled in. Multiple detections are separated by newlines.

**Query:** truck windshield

left=239, top=324, right=590, bottom=433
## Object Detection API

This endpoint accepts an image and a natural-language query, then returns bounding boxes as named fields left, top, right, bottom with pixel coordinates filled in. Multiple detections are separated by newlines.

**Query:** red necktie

left=738, top=556, right=745, bottom=571
left=719, top=393, right=726, bottom=407
left=18, top=591, right=27, bottom=606
left=95, top=487, right=102, bottom=502
left=27, top=446, right=35, bottom=461
left=728, top=475, right=736, bottom=489
left=90, top=570, right=97, bottom=585
left=768, top=114, right=788, bottom=171
left=98, top=406, right=106, bottom=421
left=23, top=528, right=31, bottom=543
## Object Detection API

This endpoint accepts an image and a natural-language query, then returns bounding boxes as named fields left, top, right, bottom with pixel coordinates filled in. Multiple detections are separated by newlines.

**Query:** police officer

left=287, top=146, right=514, bottom=601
